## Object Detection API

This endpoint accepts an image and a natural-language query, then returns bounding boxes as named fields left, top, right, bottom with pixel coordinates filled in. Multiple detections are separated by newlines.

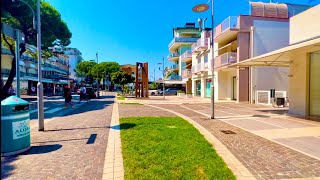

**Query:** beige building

left=232, top=5, right=320, bottom=117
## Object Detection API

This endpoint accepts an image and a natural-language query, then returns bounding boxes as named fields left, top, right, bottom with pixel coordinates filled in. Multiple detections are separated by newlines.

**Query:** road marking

left=44, top=107, right=63, bottom=114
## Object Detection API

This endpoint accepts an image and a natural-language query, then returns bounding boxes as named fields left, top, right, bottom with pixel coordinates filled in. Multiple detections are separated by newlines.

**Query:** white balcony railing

left=192, top=63, right=209, bottom=74
left=191, top=38, right=210, bottom=54
left=215, top=52, right=237, bottom=68
left=181, top=50, right=192, bottom=62
left=214, top=16, right=239, bottom=38
left=168, top=37, right=199, bottom=49
left=182, top=69, right=192, bottom=78
left=167, top=53, right=180, bottom=60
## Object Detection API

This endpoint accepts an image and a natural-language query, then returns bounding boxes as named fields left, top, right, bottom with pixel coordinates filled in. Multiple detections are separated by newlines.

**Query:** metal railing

left=168, top=37, right=198, bottom=49
left=168, top=75, right=182, bottom=81
left=214, top=16, right=239, bottom=38
left=192, top=63, right=207, bottom=73
left=167, top=53, right=180, bottom=60
left=215, top=52, right=237, bottom=68
left=181, top=50, right=192, bottom=62
left=191, top=38, right=210, bottom=53
left=182, top=69, right=192, bottom=78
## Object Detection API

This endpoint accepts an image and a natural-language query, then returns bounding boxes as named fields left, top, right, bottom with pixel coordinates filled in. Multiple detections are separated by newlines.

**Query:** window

left=204, top=54, right=208, bottom=63
left=197, top=58, right=201, bottom=64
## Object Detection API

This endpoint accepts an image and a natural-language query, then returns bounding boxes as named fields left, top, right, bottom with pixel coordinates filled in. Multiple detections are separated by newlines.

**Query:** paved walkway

left=1, top=94, right=115, bottom=180
left=151, top=104, right=320, bottom=180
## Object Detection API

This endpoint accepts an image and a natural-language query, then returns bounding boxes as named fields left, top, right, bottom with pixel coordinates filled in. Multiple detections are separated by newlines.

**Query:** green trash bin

left=1, top=96, right=31, bottom=156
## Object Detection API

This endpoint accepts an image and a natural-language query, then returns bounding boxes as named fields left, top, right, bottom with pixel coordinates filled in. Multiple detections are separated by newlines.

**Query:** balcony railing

left=181, top=50, right=192, bottom=62
left=167, top=53, right=180, bottom=61
left=182, top=69, right=192, bottom=78
left=192, top=63, right=209, bottom=73
left=167, top=64, right=178, bottom=71
left=167, top=75, right=182, bottom=81
left=192, top=38, right=210, bottom=54
left=215, top=52, right=237, bottom=68
left=214, top=16, right=239, bottom=38
left=168, top=37, right=198, bottom=49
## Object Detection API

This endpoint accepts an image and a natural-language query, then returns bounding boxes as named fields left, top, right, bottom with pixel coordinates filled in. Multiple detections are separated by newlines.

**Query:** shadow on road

left=1, top=156, right=18, bottom=179
left=112, top=123, right=136, bottom=130
left=22, top=144, right=62, bottom=155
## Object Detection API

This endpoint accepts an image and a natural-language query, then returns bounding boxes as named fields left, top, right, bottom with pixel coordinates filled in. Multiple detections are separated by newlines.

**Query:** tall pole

left=37, top=0, right=44, bottom=131
left=154, top=68, right=155, bottom=82
left=15, top=30, right=20, bottom=97
left=163, top=57, right=165, bottom=99
left=96, top=52, right=99, bottom=98
left=211, top=0, right=215, bottom=119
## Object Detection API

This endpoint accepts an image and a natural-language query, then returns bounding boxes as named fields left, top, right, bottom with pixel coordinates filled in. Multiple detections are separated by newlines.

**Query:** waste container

left=1, top=96, right=31, bottom=156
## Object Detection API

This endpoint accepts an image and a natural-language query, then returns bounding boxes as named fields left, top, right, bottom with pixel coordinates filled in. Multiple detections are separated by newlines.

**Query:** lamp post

left=158, top=57, right=165, bottom=99
left=96, top=52, right=100, bottom=98
left=192, top=0, right=215, bottom=119
left=36, top=0, right=44, bottom=130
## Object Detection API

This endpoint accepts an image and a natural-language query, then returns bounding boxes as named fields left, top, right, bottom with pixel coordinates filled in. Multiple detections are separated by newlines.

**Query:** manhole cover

left=220, top=130, right=236, bottom=134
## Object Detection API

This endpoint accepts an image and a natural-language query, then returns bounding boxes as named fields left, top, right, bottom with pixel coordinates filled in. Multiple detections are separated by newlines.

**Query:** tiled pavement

left=1, top=95, right=115, bottom=180
left=151, top=104, right=320, bottom=180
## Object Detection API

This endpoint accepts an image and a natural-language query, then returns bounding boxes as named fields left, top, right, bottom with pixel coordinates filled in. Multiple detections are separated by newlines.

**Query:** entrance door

left=310, top=52, right=320, bottom=117
left=232, top=76, right=237, bottom=100
left=206, top=79, right=211, bottom=97
left=196, top=80, right=201, bottom=96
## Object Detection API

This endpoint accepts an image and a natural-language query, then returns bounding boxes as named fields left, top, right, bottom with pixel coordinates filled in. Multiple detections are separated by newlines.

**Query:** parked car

left=159, top=88, right=179, bottom=96
left=149, top=90, right=158, bottom=96
left=77, top=86, right=96, bottom=99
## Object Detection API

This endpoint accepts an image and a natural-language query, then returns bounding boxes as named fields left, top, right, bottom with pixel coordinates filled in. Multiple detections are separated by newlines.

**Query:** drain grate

left=220, top=130, right=236, bottom=134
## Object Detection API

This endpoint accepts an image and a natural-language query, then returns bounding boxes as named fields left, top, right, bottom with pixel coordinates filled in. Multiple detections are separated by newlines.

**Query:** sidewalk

left=1, top=94, right=115, bottom=180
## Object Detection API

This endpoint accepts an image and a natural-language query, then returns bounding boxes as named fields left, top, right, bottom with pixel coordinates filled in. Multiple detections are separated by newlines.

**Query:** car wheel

left=151, top=92, right=155, bottom=95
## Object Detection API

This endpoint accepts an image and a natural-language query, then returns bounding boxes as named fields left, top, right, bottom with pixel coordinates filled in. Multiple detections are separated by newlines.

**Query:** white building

left=64, top=48, right=83, bottom=81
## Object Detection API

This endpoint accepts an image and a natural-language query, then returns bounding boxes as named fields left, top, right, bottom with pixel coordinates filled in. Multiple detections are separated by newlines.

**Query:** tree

left=1, top=0, right=72, bottom=100
left=149, top=82, right=159, bottom=90
left=75, top=61, right=96, bottom=84
left=90, top=62, right=120, bottom=80
left=111, top=71, right=135, bottom=95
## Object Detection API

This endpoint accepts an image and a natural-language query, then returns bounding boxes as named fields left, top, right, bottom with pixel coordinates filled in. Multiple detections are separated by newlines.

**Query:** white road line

left=44, top=107, right=63, bottom=114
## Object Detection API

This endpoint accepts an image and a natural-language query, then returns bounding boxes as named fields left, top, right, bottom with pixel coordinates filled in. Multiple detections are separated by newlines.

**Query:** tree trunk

left=1, top=34, right=16, bottom=100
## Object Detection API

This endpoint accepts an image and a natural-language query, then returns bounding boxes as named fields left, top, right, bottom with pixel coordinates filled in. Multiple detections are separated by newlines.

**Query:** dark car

left=85, top=87, right=96, bottom=98
left=159, top=88, right=179, bottom=96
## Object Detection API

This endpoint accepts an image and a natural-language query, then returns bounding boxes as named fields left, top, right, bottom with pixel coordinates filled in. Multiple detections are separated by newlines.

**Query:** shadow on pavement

left=22, top=144, right=62, bottom=155
left=257, top=109, right=288, bottom=115
left=1, top=156, right=18, bottom=179
left=32, top=138, right=89, bottom=144
left=43, top=126, right=110, bottom=132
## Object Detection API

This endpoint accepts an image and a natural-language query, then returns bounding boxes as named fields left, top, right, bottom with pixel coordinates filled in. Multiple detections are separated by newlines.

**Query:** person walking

left=64, top=86, right=74, bottom=108
left=8, top=85, right=16, bottom=96
left=78, top=84, right=89, bottom=103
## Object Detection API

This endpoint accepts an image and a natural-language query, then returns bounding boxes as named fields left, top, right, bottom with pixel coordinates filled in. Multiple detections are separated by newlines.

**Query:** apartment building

left=167, top=23, right=210, bottom=92
left=191, top=2, right=310, bottom=104
left=64, top=48, right=83, bottom=81
left=232, top=5, right=320, bottom=117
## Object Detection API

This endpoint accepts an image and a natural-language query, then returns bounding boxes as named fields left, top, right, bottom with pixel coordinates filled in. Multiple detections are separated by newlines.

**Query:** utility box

left=1, top=96, right=31, bottom=156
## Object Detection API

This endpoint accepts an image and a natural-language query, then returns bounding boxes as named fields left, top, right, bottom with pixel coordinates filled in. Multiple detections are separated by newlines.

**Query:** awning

left=229, top=37, right=320, bottom=68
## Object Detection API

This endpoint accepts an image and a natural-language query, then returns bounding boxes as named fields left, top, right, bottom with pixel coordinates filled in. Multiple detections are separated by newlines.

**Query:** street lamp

left=96, top=52, right=100, bottom=98
left=192, top=0, right=215, bottom=119
left=158, top=57, right=165, bottom=99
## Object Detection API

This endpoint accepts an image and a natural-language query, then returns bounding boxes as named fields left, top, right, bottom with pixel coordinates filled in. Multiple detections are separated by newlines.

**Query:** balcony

left=192, top=63, right=210, bottom=74
left=215, top=52, right=237, bottom=69
left=214, top=16, right=239, bottom=43
left=191, top=38, right=210, bottom=55
left=167, top=75, right=182, bottom=81
left=182, top=69, right=192, bottom=78
left=167, top=53, right=180, bottom=62
left=181, top=50, right=192, bottom=62
left=166, top=64, right=179, bottom=72
left=168, top=37, right=198, bottom=53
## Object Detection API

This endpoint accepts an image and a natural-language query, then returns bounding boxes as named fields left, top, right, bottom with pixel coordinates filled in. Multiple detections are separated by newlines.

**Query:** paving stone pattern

left=118, top=104, right=176, bottom=117
left=153, top=104, right=320, bottom=180
left=1, top=96, right=114, bottom=180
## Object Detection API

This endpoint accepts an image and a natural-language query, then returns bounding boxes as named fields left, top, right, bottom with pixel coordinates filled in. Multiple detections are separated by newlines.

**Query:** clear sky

left=46, top=0, right=318, bottom=80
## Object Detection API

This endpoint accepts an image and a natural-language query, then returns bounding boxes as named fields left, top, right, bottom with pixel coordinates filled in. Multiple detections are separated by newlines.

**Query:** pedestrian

left=78, top=84, right=89, bottom=103
left=8, top=85, right=16, bottom=96
left=64, top=86, right=74, bottom=108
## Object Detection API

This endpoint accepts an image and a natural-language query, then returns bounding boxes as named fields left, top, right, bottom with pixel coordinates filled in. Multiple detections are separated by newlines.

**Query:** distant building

left=120, top=64, right=136, bottom=77
left=64, top=48, right=83, bottom=81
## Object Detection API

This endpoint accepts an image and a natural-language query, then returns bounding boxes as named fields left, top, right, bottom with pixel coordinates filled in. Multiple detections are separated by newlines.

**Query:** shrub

left=177, top=90, right=185, bottom=93
left=186, top=92, right=193, bottom=94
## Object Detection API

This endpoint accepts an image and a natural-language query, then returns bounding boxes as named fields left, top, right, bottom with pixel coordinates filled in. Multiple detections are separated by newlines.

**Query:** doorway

left=196, top=80, right=201, bottom=96
left=310, top=52, right=320, bottom=117
left=232, top=76, right=237, bottom=100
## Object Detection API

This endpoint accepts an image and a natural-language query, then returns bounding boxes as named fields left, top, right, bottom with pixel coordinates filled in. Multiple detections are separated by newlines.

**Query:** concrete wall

left=289, top=53, right=308, bottom=116
left=290, top=5, right=320, bottom=44
left=218, top=70, right=237, bottom=100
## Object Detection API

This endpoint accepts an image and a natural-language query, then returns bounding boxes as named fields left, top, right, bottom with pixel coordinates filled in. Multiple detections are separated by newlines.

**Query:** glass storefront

left=196, top=80, right=201, bottom=96
left=310, top=52, right=320, bottom=116
left=206, top=79, right=211, bottom=97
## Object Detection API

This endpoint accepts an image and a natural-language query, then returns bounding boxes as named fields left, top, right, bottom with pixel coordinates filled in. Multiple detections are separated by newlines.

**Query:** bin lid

left=1, top=96, right=29, bottom=106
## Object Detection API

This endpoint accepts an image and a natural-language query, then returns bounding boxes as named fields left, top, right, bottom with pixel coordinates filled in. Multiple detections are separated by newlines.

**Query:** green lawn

left=117, top=96, right=125, bottom=100
left=119, top=102, right=143, bottom=105
left=120, top=117, right=235, bottom=180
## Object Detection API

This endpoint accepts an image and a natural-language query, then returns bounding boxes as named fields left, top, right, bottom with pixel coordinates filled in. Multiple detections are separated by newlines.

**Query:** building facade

left=64, top=48, right=83, bottom=81
left=191, top=2, right=311, bottom=104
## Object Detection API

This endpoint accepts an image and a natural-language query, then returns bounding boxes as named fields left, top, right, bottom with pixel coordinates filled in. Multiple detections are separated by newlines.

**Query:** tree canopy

left=76, top=61, right=97, bottom=77
left=1, top=0, right=72, bottom=49
left=90, top=62, right=120, bottom=80
left=111, top=71, right=135, bottom=92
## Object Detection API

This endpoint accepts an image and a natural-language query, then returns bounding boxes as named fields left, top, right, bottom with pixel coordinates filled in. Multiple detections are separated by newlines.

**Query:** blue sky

left=47, top=0, right=318, bottom=80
